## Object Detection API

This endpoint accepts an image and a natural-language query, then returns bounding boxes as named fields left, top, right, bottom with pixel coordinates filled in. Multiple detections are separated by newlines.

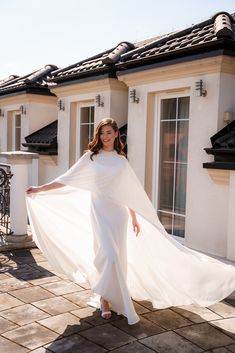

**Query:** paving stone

left=45, top=334, right=107, bottom=353
left=211, top=318, right=235, bottom=339
left=28, top=274, right=61, bottom=285
left=0, top=273, right=10, bottom=280
left=211, top=348, right=233, bottom=353
left=111, top=341, right=155, bottom=353
left=208, top=302, right=235, bottom=318
left=0, top=316, right=19, bottom=333
left=2, top=322, right=58, bottom=350
left=7, top=263, right=40, bottom=277
left=33, top=296, right=79, bottom=315
left=143, top=308, right=192, bottom=329
left=30, top=261, right=55, bottom=272
left=227, top=344, right=235, bottom=352
left=141, top=331, right=203, bottom=353
left=0, top=292, right=24, bottom=311
left=30, top=248, right=42, bottom=255
left=133, top=301, right=150, bottom=314
left=14, top=253, right=46, bottom=264
left=63, top=289, right=92, bottom=307
left=80, top=323, right=136, bottom=350
left=10, top=285, right=54, bottom=303
left=136, top=300, right=158, bottom=311
left=38, top=312, right=92, bottom=335
left=71, top=306, right=97, bottom=319
left=172, top=305, right=221, bottom=323
left=30, top=348, right=49, bottom=353
left=77, top=282, right=91, bottom=290
left=41, top=280, right=82, bottom=295
left=0, top=277, right=31, bottom=292
left=0, top=336, right=28, bottom=353
left=72, top=306, right=121, bottom=326
left=10, top=269, right=55, bottom=282
left=112, top=316, right=165, bottom=339
left=0, top=303, right=50, bottom=325
left=174, top=322, right=235, bottom=350
left=226, top=292, right=235, bottom=301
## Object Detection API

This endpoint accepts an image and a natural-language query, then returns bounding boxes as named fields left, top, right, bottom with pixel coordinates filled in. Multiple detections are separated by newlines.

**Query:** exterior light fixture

left=223, top=111, right=233, bottom=124
left=20, top=105, right=26, bottom=114
left=195, top=80, right=207, bottom=97
left=0, top=108, right=4, bottom=117
left=57, top=99, right=65, bottom=111
left=95, top=94, right=104, bottom=107
left=129, top=89, right=139, bottom=103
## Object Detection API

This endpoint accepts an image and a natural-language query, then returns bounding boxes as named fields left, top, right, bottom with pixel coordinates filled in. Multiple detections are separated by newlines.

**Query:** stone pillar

left=227, top=170, right=235, bottom=261
left=0, top=151, right=39, bottom=246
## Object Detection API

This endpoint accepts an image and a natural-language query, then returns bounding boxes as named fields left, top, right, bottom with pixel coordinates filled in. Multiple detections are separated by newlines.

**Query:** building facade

left=1, top=11, right=235, bottom=260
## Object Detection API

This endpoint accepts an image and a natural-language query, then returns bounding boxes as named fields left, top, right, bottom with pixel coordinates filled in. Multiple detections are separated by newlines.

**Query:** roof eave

left=51, top=71, right=117, bottom=88
left=0, top=86, right=56, bottom=97
left=117, top=38, right=235, bottom=74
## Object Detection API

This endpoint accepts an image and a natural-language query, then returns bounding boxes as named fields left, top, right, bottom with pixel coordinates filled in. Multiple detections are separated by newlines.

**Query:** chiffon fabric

left=26, top=149, right=235, bottom=324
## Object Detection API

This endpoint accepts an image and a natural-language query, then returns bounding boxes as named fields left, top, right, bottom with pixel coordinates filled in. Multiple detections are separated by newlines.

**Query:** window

left=158, top=97, right=190, bottom=237
left=14, top=114, right=21, bottom=150
left=79, top=106, right=94, bottom=155
left=7, top=112, right=21, bottom=151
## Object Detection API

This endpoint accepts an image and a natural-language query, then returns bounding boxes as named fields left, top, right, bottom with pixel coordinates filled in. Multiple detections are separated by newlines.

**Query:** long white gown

left=26, top=149, right=235, bottom=325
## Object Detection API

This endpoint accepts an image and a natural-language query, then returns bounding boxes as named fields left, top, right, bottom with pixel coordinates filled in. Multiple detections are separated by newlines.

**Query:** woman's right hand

left=26, top=186, right=41, bottom=195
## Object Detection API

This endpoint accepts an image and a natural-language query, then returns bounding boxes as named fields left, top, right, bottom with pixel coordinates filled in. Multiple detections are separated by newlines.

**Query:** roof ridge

left=51, top=47, right=116, bottom=77
left=120, top=17, right=213, bottom=61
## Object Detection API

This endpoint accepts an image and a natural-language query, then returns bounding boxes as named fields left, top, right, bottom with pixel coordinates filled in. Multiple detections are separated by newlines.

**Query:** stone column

left=0, top=151, right=39, bottom=246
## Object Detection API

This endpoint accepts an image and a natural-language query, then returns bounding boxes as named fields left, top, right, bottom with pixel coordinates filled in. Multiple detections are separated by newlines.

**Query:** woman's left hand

left=132, top=219, right=140, bottom=236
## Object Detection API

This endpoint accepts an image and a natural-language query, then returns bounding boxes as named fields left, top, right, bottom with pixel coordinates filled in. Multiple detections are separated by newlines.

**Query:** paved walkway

left=0, top=248, right=235, bottom=353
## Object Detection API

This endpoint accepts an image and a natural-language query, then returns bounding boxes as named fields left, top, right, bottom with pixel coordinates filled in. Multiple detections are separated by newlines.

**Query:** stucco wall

left=122, top=65, right=234, bottom=259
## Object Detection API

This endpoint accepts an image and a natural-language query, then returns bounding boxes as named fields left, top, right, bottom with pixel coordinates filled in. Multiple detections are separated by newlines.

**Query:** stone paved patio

left=0, top=248, right=235, bottom=353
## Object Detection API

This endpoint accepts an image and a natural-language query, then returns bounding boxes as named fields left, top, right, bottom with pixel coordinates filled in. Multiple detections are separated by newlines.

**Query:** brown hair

left=88, top=118, right=126, bottom=160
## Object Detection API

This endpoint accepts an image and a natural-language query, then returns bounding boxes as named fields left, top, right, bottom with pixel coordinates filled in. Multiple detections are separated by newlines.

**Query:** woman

left=26, top=118, right=235, bottom=325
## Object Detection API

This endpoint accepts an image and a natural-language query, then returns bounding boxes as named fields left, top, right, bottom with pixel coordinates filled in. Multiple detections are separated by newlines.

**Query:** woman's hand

left=26, top=182, right=64, bottom=195
left=129, top=208, right=140, bottom=236
left=26, top=186, right=41, bottom=195
left=132, top=218, right=140, bottom=236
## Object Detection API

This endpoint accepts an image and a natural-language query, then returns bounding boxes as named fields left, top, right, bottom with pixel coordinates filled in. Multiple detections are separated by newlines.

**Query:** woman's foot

left=100, top=297, right=112, bottom=319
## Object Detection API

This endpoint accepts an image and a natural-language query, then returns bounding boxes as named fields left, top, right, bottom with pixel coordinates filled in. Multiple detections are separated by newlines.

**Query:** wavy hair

left=88, top=118, right=126, bottom=160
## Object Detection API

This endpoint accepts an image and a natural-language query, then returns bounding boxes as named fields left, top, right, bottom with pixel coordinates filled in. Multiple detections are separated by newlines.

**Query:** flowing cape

left=26, top=150, right=235, bottom=323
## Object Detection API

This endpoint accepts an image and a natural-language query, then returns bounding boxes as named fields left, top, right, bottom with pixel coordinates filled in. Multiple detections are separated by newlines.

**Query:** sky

left=1, top=0, right=235, bottom=78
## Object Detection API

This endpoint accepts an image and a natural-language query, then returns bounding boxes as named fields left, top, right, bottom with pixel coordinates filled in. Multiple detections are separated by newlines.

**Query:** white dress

left=26, top=149, right=235, bottom=325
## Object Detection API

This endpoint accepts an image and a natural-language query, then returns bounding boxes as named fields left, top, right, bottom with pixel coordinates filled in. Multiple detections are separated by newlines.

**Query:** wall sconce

left=195, top=79, right=207, bottom=97
left=0, top=108, right=4, bottom=117
left=129, top=89, right=139, bottom=103
left=223, top=111, right=233, bottom=124
left=20, top=105, right=26, bottom=114
left=95, top=94, right=104, bottom=107
left=57, top=99, right=65, bottom=111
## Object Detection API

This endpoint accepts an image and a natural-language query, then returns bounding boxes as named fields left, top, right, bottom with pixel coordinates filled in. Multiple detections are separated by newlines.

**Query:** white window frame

left=12, top=112, right=22, bottom=151
left=152, top=92, right=190, bottom=241
left=76, top=103, right=95, bottom=159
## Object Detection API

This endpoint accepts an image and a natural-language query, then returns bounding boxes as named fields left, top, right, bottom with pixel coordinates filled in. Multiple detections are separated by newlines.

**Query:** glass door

left=157, top=96, right=190, bottom=237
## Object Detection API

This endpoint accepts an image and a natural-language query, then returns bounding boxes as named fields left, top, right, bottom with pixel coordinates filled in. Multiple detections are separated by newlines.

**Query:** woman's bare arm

left=26, top=182, right=64, bottom=194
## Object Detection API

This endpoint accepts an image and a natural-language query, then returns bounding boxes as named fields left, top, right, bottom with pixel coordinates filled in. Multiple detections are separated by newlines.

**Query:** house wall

left=118, top=55, right=235, bottom=259
left=0, top=94, right=58, bottom=184
left=50, top=78, right=128, bottom=180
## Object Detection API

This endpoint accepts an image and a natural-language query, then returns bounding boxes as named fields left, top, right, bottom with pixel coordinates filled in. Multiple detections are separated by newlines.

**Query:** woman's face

left=100, top=125, right=118, bottom=150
